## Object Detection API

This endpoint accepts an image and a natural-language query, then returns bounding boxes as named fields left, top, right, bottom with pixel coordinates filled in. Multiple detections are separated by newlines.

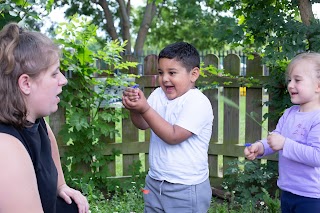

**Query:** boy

left=122, top=42, right=213, bottom=212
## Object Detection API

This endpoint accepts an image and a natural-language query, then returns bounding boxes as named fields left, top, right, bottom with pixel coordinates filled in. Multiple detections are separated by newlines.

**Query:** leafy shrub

left=55, top=14, right=138, bottom=192
left=222, top=159, right=279, bottom=211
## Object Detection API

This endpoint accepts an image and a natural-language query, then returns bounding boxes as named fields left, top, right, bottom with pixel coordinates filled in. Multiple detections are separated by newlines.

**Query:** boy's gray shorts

left=143, top=175, right=212, bottom=213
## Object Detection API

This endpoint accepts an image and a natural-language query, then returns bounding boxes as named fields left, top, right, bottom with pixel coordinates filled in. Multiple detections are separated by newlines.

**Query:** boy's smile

left=158, top=58, right=199, bottom=100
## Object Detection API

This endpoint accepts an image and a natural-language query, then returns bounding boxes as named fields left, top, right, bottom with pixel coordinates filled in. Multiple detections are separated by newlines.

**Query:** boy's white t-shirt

left=147, top=87, right=214, bottom=185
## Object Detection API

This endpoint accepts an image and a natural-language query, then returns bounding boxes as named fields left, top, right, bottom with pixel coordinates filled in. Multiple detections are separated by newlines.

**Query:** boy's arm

left=123, top=89, right=192, bottom=144
left=130, top=110, right=149, bottom=130
left=140, top=106, right=193, bottom=144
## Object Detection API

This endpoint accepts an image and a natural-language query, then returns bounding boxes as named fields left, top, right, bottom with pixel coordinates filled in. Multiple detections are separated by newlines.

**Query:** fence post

left=245, top=53, right=264, bottom=143
left=121, top=55, right=140, bottom=176
left=49, top=107, right=65, bottom=151
left=222, top=53, right=240, bottom=175
left=202, top=54, right=221, bottom=184
left=140, top=54, right=159, bottom=170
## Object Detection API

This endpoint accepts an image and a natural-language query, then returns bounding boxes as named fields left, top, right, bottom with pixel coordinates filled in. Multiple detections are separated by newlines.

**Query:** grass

left=89, top=191, right=278, bottom=213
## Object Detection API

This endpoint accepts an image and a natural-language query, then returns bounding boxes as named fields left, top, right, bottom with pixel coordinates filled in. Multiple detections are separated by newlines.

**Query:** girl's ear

left=18, top=74, right=31, bottom=95
left=190, top=67, right=200, bottom=83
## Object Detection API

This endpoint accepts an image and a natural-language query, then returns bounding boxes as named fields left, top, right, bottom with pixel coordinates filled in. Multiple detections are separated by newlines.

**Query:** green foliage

left=213, top=0, right=309, bottom=62
left=261, top=188, right=281, bottom=213
left=102, top=183, right=144, bottom=213
left=222, top=159, right=279, bottom=210
left=71, top=178, right=145, bottom=213
left=55, top=14, right=138, bottom=191
left=207, top=1, right=320, bottom=122
left=144, top=0, right=237, bottom=51
left=0, top=0, right=34, bottom=28
left=263, top=60, right=292, bottom=122
left=0, top=0, right=53, bottom=30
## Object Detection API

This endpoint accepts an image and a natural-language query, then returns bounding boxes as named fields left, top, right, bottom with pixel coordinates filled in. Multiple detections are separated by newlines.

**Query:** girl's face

left=24, top=60, right=67, bottom=122
left=158, top=58, right=199, bottom=100
left=287, top=60, right=320, bottom=112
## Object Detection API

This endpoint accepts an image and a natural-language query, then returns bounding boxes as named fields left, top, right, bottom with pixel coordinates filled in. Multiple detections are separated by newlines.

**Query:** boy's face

left=158, top=58, right=199, bottom=100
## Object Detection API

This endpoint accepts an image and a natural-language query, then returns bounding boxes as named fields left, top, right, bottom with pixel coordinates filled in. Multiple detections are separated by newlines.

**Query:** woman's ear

left=18, top=74, right=31, bottom=95
left=190, top=67, right=200, bottom=83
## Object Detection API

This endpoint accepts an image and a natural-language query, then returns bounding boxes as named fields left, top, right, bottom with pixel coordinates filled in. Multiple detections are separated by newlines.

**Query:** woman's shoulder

left=0, top=123, right=22, bottom=140
left=0, top=132, right=42, bottom=213
left=0, top=131, right=29, bottom=162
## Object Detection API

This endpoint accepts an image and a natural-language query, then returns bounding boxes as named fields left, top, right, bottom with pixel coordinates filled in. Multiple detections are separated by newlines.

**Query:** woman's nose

left=60, top=73, right=68, bottom=86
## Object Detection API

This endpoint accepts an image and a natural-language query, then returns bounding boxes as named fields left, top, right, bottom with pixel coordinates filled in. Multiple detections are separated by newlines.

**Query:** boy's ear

left=190, top=67, right=200, bottom=83
left=18, top=74, right=32, bottom=95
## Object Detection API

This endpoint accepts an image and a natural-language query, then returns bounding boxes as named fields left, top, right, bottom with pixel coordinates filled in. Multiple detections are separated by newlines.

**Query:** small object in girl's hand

left=132, top=84, right=139, bottom=89
left=244, top=143, right=252, bottom=147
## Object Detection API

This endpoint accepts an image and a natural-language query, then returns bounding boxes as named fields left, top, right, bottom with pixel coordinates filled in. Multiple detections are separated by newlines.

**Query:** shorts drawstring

left=159, top=180, right=164, bottom=195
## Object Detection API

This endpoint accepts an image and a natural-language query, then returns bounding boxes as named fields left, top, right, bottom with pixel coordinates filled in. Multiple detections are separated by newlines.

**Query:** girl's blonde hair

left=286, top=52, right=320, bottom=80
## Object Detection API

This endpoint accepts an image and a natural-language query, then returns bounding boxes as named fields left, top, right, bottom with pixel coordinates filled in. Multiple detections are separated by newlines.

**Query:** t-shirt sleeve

left=175, top=94, right=213, bottom=135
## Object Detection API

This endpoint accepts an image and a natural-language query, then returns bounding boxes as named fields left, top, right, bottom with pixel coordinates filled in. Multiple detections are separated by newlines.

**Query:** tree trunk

left=297, top=0, right=314, bottom=26
left=297, top=0, right=317, bottom=50
left=117, top=0, right=132, bottom=53
left=134, top=0, right=157, bottom=55
left=98, top=0, right=118, bottom=40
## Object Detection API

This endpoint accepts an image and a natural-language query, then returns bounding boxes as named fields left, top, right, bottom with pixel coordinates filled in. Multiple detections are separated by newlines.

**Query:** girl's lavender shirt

left=260, top=105, right=320, bottom=198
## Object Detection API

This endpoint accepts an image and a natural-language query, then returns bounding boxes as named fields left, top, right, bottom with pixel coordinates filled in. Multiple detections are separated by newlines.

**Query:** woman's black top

left=0, top=118, right=58, bottom=213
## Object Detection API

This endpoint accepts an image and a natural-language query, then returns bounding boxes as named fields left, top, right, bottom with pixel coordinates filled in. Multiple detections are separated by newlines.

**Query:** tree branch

left=134, top=0, right=157, bottom=55
left=98, top=0, right=118, bottom=40
left=117, top=0, right=131, bottom=53
left=297, top=0, right=314, bottom=26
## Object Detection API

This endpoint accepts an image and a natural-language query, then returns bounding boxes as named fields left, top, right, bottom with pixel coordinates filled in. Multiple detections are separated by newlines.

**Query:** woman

left=0, top=23, right=89, bottom=213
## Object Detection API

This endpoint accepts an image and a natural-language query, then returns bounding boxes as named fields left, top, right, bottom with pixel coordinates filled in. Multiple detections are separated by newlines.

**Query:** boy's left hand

left=122, top=88, right=150, bottom=114
left=267, top=133, right=285, bottom=151
left=122, top=87, right=140, bottom=102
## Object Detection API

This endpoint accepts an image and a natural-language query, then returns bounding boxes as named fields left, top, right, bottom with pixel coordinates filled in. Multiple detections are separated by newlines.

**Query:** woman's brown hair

left=0, top=23, right=60, bottom=128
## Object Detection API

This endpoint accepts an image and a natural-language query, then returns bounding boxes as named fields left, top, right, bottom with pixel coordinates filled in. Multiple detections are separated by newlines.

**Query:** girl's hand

left=244, top=142, right=264, bottom=160
left=267, top=133, right=285, bottom=151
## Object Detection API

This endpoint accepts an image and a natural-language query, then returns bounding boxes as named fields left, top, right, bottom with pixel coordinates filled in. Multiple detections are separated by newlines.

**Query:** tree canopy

left=212, top=0, right=320, bottom=63
left=2, top=0, right=320, bottom=61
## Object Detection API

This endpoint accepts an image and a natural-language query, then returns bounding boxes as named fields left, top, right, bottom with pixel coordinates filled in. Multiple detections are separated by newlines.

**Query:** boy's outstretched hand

left=122, top=87, right=150, bottom=114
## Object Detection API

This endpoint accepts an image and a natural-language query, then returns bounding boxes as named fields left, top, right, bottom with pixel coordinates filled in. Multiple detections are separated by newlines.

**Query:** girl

left=244, top=52, right=320, bottom=212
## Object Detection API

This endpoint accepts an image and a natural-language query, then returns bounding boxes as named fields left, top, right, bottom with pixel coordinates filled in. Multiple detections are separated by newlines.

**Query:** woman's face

left=25, top=59, right=67, bottom=122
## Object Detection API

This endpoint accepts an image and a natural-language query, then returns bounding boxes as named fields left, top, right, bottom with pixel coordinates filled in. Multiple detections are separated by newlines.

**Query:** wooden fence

left=49, top=53, right=278, bottom=188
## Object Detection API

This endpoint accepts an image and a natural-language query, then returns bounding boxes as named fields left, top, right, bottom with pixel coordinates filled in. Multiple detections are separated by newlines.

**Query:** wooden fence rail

left=49, top=53, right=278, bottom=188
